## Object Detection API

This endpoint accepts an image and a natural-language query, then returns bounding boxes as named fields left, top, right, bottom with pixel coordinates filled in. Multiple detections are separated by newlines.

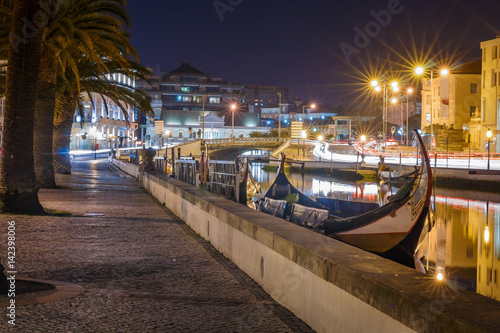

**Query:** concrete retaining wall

left=113, top=160, right=500, bottom=333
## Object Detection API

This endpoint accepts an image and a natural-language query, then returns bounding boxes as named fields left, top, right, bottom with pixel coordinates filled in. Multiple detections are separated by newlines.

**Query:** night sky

left=126, top=0, right=500, bottom=107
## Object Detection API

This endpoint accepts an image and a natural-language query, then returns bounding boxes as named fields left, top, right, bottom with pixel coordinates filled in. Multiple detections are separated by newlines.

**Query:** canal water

left=250, top=162, right=500, bottom=302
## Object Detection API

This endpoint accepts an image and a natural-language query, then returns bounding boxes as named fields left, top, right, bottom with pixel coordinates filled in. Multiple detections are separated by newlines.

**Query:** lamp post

left=372, top=80, right=400, bottom=148
left=301, top=130, right=307, bottom=157
left=406, top=88, right=413, bottom=146
left=302, top=103, right=316, bottom=123
left=487, top=128, right=492, bottom=170
left=165, top=129, right=171, bottom=148
left=415, top=66, right=449, bottom=150
left=231, top=103, right=236, bottom=141
left=359, top=134, right=367, bottom=167
left=89, top=126, right=97, bottom=160
left=278, top=91, right=282, bottom=141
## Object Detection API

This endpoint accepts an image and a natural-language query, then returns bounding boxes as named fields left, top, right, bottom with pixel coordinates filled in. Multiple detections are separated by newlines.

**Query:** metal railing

left=204, top=137, right=286, bottom=147
left=208, top=160, right=242, bottom=200
left=175, top=159, right=198, bottom=185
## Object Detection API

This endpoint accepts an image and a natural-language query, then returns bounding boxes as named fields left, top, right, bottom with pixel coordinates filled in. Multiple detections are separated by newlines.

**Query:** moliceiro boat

left=258, top=130, right=433, bottom=266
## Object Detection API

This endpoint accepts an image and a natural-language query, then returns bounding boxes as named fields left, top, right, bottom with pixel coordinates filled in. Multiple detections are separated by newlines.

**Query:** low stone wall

left=113, top=160, right=500, bottom=333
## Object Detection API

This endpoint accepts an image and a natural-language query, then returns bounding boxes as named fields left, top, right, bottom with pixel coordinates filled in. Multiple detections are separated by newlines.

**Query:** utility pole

left=278, top=91, right=282, bottom=141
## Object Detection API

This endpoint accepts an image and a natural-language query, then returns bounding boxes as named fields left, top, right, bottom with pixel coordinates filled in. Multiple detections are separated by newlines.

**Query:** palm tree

left=0, top=0, right=46, bottom=213
left=31, top=0, right=137, bottom=188
left=53, top=58, right=152, bottom=174
left=0, top=0, right=47, bottom=292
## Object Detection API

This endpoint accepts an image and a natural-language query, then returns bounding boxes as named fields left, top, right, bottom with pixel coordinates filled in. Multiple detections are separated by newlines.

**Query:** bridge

left=202, top=137, right=287, bottom=150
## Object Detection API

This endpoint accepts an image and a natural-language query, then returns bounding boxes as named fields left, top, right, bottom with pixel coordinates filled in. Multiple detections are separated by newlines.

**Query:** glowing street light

left=406, top=88, right=414, bottom=145
left=231, top=103, right=236, bottom=141
left=318, top=134, right=324, bottom=142
left=374, top=86, right=382, bottom=92
left=371, top=80, right=379, bottom=87
left=302, top=103, right=316, bottom=124
left=391, top=98, right=398, bottom=104
left=487, top=128, right=493, bottom=170
left=415, top=66, right=449, bottom=150
left=165, top=129, right=171, bottom=147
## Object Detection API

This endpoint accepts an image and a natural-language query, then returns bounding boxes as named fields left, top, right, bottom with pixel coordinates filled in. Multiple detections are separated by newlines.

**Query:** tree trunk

left=53, top=92, right=76, bottom=174
left=34, top=42, right=57, bottom=188
left=0, top=0, right=46, bottom=214
left=0, top=0, right=47, bottom=293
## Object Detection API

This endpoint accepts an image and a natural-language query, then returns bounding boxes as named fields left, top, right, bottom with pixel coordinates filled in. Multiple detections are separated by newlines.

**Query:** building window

left=209, top=97, right=220, bottom=104
left=179, top=132, right=183, bottom=138
left=182, top=96, right=192, bottom=102
left=470, top=106, right=477, bottom=116
left=493, top=46, right=498, bottom=60
left=483, top=48, right=486, bottom=62
left=206, top=86, right=220, bottom=93
left=181, top=87, right=191, bottom=92
left=483, top=70, right=486, bottom=89
left=470, top=83, right=478, bottom=94
left=426, top=113, right=431, bottom=123
left=426, top=95, right=431, bottom=105
left=492, top=70, right=497, bottom=87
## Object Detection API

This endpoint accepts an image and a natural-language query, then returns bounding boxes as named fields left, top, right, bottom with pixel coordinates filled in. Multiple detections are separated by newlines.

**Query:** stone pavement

left=0, top=159, right=315, bottom=332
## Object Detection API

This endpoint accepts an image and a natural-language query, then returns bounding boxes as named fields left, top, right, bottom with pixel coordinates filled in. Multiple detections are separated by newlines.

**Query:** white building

left=70, top=73, right=138, bottom=150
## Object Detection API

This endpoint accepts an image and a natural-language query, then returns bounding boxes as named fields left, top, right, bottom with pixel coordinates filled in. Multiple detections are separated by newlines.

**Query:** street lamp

left=231, top=103, right=236, bottom=141
left=372, top=79, right=400, bottom=147
left=487, top=128, right=492, bottom=170
left=406, top=88, right=413, bottom=146
left=302, top=103, right=316, bottom=123
left=301, top=130, right=307, bottom=157
left=360, top=134, right=367, bottom=164
left=415, top=66, right=449, bottom=150
left=165, top=129, right=171, bottom=148
left=89, top=126, right=97, bottom=160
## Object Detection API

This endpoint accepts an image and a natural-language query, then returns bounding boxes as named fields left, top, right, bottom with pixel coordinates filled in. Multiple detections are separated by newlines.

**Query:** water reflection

left=419, top=197, right=500, bottom=300
left=251, top=162, right=500, bottom=301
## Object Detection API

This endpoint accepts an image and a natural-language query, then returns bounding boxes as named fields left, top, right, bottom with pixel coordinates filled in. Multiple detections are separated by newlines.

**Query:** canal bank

left=114, top=158, right=500, bottom=333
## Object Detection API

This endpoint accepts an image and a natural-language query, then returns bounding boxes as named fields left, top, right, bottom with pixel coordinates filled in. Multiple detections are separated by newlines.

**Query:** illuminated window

left=209, top=97, right=220, bottom=104
left=426, top=113, right=431, bottom=123
left=181, top=87, right=191, bottom=92
left=176, top=96, right=182, bottom=102
left=182, top=96, right=193, bottom=102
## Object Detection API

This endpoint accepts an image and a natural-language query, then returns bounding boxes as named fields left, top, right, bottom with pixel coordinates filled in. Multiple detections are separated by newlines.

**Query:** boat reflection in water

left=251, top=161, right=500, bottom=301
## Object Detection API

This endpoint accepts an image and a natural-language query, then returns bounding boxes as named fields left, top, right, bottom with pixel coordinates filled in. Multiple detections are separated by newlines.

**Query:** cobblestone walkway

left=0, top=160, right=314, bottom=332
